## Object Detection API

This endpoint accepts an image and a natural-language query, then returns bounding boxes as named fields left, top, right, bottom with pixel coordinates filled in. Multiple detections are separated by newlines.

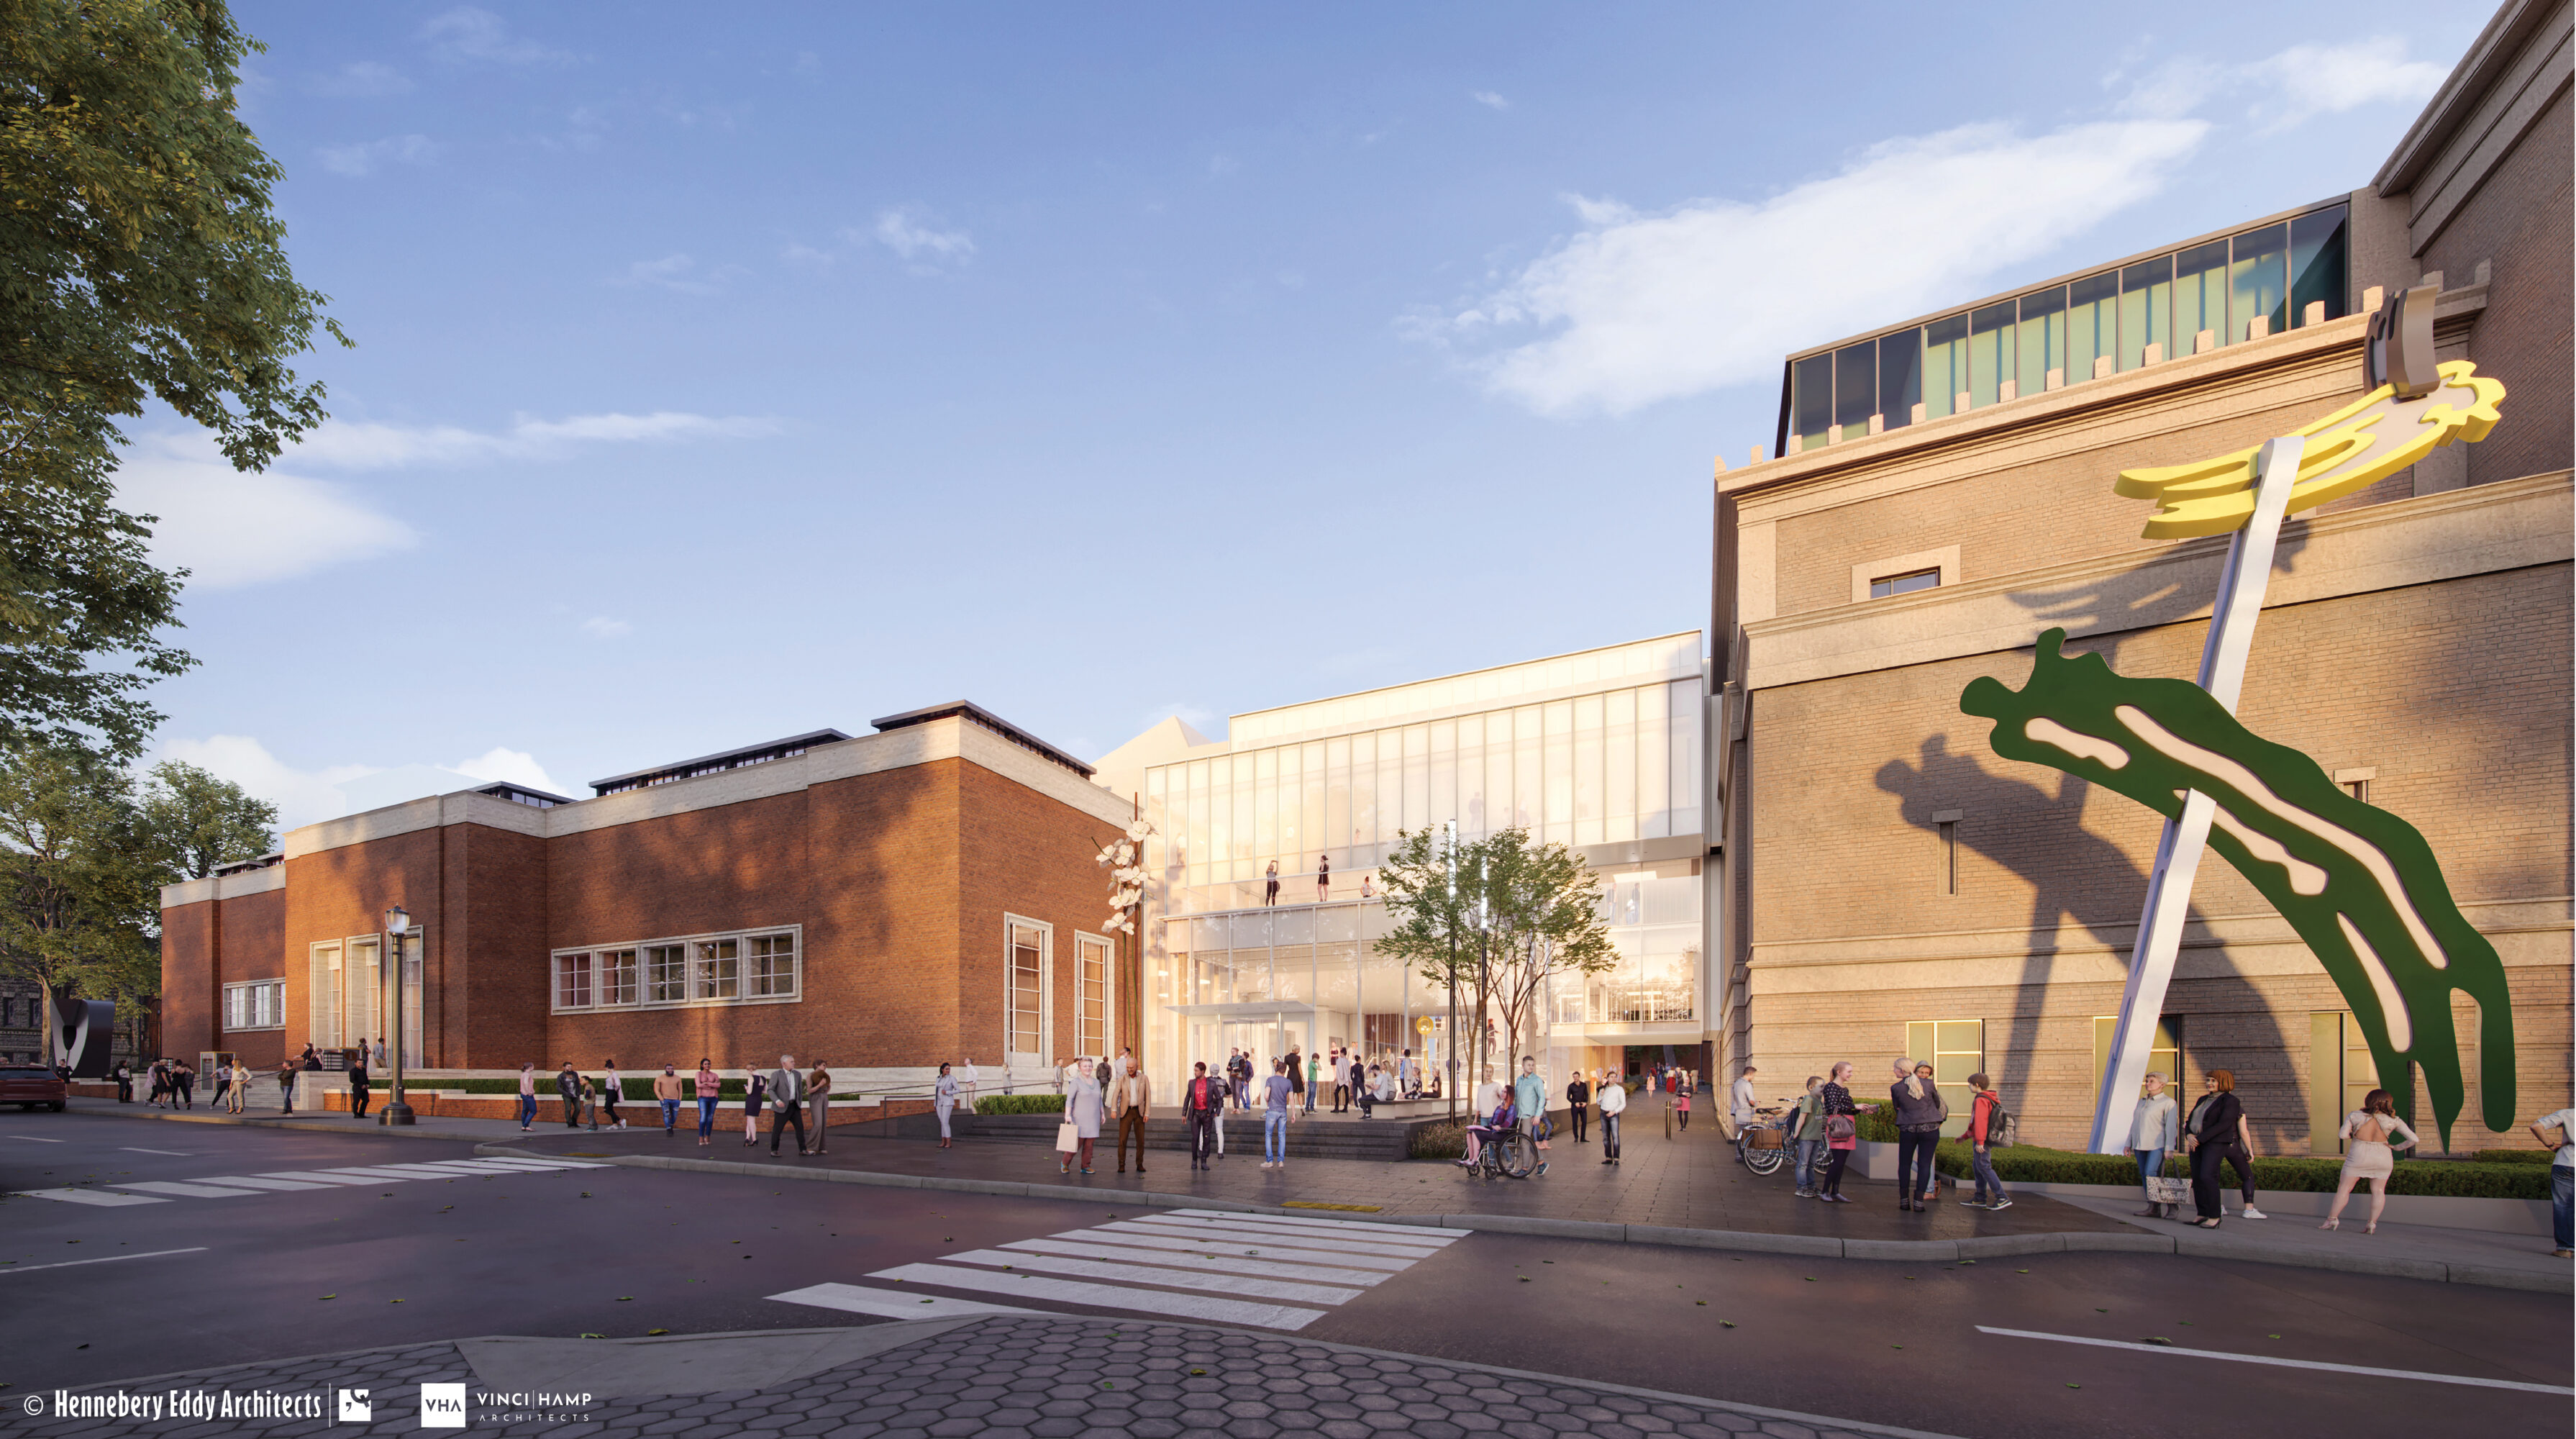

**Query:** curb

left=482, top=1140, right=2573, bottom=1294
left=60, top=1102, right=529, bottom=1144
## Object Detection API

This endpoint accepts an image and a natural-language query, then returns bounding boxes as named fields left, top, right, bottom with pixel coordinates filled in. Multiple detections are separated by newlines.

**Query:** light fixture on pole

left=381, top=904, right=414, bottom=1125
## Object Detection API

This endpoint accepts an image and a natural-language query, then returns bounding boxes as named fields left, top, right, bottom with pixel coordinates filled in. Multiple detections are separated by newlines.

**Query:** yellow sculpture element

left=2113, top=360, right=2508, bottom=538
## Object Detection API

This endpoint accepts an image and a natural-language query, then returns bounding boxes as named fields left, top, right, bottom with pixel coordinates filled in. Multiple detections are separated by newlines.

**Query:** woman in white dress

left=932, top=1062, right=962, bottom=1148
left=1061, top=1062, right=1106, bottom=1175
left=2321, top=1087, right=2418, bottom=1233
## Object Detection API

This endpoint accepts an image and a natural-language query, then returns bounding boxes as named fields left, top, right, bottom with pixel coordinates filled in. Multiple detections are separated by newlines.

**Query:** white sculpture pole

left=2087, top=435, right=2306, bottom=1154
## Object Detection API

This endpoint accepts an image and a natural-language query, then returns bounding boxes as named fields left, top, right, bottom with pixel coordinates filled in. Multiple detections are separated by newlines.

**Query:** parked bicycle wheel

left=1741, top=1133, right=1786, bottom=1175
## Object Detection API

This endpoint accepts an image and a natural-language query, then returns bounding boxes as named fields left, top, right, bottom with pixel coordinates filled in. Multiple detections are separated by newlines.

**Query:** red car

left=0, top=1065, right=67, bottom=1112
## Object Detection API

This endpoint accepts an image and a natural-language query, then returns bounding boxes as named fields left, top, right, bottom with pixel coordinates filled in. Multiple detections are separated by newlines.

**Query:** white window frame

left=308, top=941, right=342, bottom=1048
left=1074, top=931, right=1112, bottom=1058
left=600, top=948, right=640, bottom=1007
left=548, top=925, right=803, bottom=1014
left=222, top=979, right=285, bottom=1032
left=747, top=933, right=796, bottom=999
left=1851, top=545, right=1962, bottom=604
left=556, top=951, right=594, bottom=1009
left=1005, top=914, right=1053, bottom=1064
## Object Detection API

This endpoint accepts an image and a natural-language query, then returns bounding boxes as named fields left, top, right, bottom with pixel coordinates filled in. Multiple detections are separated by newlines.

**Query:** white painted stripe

left=1975, top=1327, right=2576, bottom=1397
left=1139, top=1209, right=1458, bottom=1244
left=308, top=1168, right=420, bottom=1181
left=767, top=1281, right=1037, bottom=1320
left=943, top=1248, right=1362, bottom=1306
left=365, top=1163, right=508, bottom=1179
left=1006, top=1238, right=1391, bottom=1287
left=4, top=1135, right=65, bottom=1143
left=1112, top=1217, right=1443, bottom=1258
left=866, top=1262, right=1325, bottom=1331
left=9, top=1187, right=168, bottom=1207
left=447, top=1157, right=613, bottom=1170
left=1056, top=1227, right=1418, bottom=1272
left=119, top=1147, right=192, bottom=1156
left=252, top=1171, right=388, bottom=1186
left=181, top=1176, right=329, bottom=1191
left=0, top=1247, right=206, bottom=1274
left=1169, top=1207, right=1466, bottom=1240
left=106, top=1180, right=264, bottom=1198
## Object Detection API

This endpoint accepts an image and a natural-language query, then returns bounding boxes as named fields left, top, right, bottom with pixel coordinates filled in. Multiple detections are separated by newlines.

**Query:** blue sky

left=132, top=3, right=2481, bottom=827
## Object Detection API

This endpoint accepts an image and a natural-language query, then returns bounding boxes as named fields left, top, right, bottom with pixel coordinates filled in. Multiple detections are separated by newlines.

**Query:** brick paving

left=23, top=1316, right=1949, bottom=1439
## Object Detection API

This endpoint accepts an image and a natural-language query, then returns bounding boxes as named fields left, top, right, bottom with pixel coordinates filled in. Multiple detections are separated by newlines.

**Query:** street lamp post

left=382, top=904, right=415, bottom=1125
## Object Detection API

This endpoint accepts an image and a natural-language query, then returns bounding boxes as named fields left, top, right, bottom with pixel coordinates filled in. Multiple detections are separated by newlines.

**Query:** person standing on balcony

left=1264, top=860, right=1280, bottom=906
left=1316, top=853, right=1330, bottom=902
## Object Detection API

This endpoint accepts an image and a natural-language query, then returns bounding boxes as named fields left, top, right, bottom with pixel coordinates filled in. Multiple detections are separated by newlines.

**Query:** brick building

left=1711, top=0, right=2570, bottom=1152
left=158, top=704, right=1142, bottom=1092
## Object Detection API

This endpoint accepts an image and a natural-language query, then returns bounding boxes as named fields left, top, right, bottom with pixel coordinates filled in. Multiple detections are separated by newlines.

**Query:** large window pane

left=2230, top=223, right=2288, bottom=339
left=1875, top=327, right=1922, bottom=430
left=1375, top=728, right=1403, bottom=865
left=1428, top=721, right=1456, bottom=835
left=1492, top=708, right=1521, bottom=830
left=1668, top=681, right=1702, bottom=836
left=1254, top=748, right=1278, bottom=874
left=1230, top=753, right=1255, bottom=881
left=1186, top=759, right=1210, bottom=889
left=1792, top=352, right=1833, bottom=453
left=1322, top=741, right=1347, bottom=876
left=1833, top=340, right=1875, bottom=440
left=1605, top=688, right=1637, bottom=844
left=2289, top=204, right=2349, bottom=327
left=1967, top=301, right=2015, bottom=407
left=1921, top=314, right=1969, bottom=419
left=1542, top=700, right=1574, bottom=843
left=2174, top=240, right=2229, bottom=352
left=2068, top=271, right=2118, bottom=381
left=1573, top=693, right=1603, bottom=847
left=1299, top=743, right=1324, bottom=877
left=1457, top=714, right=1487, bottom=835
left=1638, top=687, right=1670, bottom=839
left=1347, top=732, right=1375, bottom=861
left=1402, top=723, right=1430, bottom=841
left=1514, top=705, right=1542, bottom=832
left=1278, top=744, right=1302, bottom=866
left=2121, top=255, right=2172, bottom=369
left=2016, top=286, right=2067, bottom=396
left=1209, top=758, right=1233, bottom=886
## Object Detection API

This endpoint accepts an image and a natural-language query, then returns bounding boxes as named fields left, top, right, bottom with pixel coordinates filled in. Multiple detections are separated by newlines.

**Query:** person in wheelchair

left=1457, top=1094, right=1520, bottom=1168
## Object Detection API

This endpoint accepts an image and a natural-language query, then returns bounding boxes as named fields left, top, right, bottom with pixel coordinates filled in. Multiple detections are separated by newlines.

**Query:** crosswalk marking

left=1166, top=1207, right=1465, bottom=1241
left=181, top=1176, right=331, bottom=1191
left=767, top=1282, right=1037, bottom=1319
left=4, top=1135, right=65, bottom=1143
left=8, top=1187, right=164, bottom=1207
left=9, top=1155, right=612, bottom=1207
left=104, top=1180, right=265, bottom=1198
left=252, top=1171, right=393, bottom=1186
left=773, top=1207, right=1466, bottom=1333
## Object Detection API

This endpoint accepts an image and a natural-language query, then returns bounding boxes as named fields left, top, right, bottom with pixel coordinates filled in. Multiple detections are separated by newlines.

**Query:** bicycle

left=1734, top=1103, right=1792, bottom=1176
left=1458, top=1125, right=1536, bottom=1180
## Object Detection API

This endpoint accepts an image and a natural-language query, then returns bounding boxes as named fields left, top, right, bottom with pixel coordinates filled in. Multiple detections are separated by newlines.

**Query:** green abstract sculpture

left=1962, top=629, right=2515, bottom=1145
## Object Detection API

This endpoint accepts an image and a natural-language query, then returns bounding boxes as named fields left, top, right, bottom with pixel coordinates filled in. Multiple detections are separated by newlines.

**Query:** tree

left=1, top=0, right=347, bottom=758
left=1378, top=826, right=1615, bottom=1113
left=0, top=746, right=161, bottom=1063
left=139, top=758, right=275, bottom=879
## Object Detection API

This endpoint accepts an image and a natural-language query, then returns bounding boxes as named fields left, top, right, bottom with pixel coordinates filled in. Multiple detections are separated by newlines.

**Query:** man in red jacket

left=1183, top=1061, right=1222, bottom=1171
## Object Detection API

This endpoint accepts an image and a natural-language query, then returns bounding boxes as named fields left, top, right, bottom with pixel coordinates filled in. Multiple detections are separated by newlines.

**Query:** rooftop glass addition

left=1780, top=201, right=2349, bottom=455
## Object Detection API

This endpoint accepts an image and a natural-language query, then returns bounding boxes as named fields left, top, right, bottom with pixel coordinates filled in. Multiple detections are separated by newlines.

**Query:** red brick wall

left=160, top=886, right=287, bottom=1068
left=452, top=823, right=547, bottom=1068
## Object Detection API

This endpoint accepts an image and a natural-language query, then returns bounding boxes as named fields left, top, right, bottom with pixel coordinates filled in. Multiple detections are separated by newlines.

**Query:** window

left=693, top=939, right=739, bottom=1000
left=223, top=980, right=285, bottom=1031
left=2308, top=1012, right=2385, bottom=1154
left=2016, top=284, right=2067, bottom=396
left=2093, top=1014, right=2183, bottom=1106
left=1906, top=1020, right=1985, bottom=1138
left=748, top=933, right=795, bottom=997
left=2173, top=239, right=2229, bottom=351
left=1008, top=919, right=1049, bottom=1058
left=347, top=938, right=382, bottom=1048
left=556, top=952, right=593, bottom=1009
left=1870, top=568, right=1939, bottom=599
left=309, top=942, right=342, bottom=1047
left=1075, top=932, right=1111, bottom=1057
left=646, top=945, right=688, bottom=1004
left=600, top=948, right=639, bottom=1006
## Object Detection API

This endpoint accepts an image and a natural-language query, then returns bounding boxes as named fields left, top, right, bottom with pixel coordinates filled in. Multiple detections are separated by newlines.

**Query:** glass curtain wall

left=1785, top=203, right=2351, bottom=453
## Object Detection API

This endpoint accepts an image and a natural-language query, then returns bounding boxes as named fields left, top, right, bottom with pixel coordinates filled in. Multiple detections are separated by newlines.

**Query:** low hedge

left=1929, top=1140, right=2551, bottom=1199
left=975, top=1094, right=1066, bottom=1115
left=1411, top=1120, right=1467, bottom=1160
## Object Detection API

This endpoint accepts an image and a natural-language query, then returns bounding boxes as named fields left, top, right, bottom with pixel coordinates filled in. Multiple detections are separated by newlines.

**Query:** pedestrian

left=1184, top=1061, right=1221, bottom=1169
left=1816, top=1062, right=1858, bottom=1202
left=211, top=1060, right=231, bottom=1109
left=277, top=1059, right=296, bottom=1115
left=2533, top=1104, right=2575, bottom=1258
left=1598, top=1068, right=1627, bottom=1165
left=1238, top=1050, right=1257, bottom=1112
left=2129, top=1072, right=2182, bottom=1218
left=768, top=1055, right=809, bottom=1156
left=1514, top=1057, right=1547, bottom=1166
left=808, top=1062, right=832, bottom=1153
left=1791, top=1075, right=1827, bottom=1198
left=694, top=1058, right=721, bottom=1145
left=1962, top=1073, right=2011, bottom=1209
left=1262, top=1057, right=1296, bottom=1168
left=1351, top=1053, right=1370, bottom=1117
left=1456, top=1082, right=1516, bottom=1171
left=1565, top=1071, right=1590, bottom=1143
left=1062, top=1060, right=1104, bottom=1175
left=655, top=1064, right=684, bottom=1135
left=1673, top=1076, right=1692, bottom=1132
left=1264, top=859, right=1280, bottom=906
left=2183, top=1068, right=2265, bottom=1227
left=1401, top=1048, right=1418, bottom=1097
left=300, top=1043, right=322, bottom=1072
left=1315, top=852, right=1329, bottom=901
left=148, top=1058, right=167, bottom=1108
left=516, top=1062, right=538, bottom=1132
left=113, top=1061, right=132, bottom=1104
left=557, top=1063, right=581, bottom=1129
left=2318, top=1088, right=2417, bottom=1233
left=225, top=1060, right=248, bottom=1115
left=958, top=1056, right=979, bottom=1113
left=933, top=1062, right=962, bottom=1148
left=1285, top=1044, right=1304, bottom=1116
left=581, top=1072, right=600, bottom=1131
left=1890, top=1058, right=1947, bottom=1212
left=742, top=1069, right=767, bottom=1146
left=346, top=1054, right=370, bottom=1120
left=1731, top=1065, right=1759, bottom=1136
left=1303, top=1048, right=1319, bottom=1113
left=1330, top=1047, right=1348, bottom=1112
left=1111, top=1053, right=1151, bottom=1174
left=601, top=1059, right=624, bottom=1130
left=372, top=1036, right=388, bottom=1073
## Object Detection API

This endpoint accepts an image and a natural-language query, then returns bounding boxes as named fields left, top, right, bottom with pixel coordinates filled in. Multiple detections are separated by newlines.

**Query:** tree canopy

left=1, top=0, right=345, bottom=758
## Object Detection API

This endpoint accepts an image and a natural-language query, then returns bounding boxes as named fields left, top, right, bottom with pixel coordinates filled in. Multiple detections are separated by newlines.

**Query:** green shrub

left=1411, top=1120, right=1467, bottom=1160
left=1853, top=1104, right=1900, bottom=1144
left=1927, top=1140, right=2549, bottom=1199
left=2449, top=1148, right=2557, bottom=1166
left=408, top=1076, right=747, bottom=1099
left=975, top=1094, right=1066, bottom=1115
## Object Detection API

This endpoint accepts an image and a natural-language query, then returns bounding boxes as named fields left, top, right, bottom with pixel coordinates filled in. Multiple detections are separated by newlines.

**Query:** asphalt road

left=3, top=1114, right=2565, bottom=1439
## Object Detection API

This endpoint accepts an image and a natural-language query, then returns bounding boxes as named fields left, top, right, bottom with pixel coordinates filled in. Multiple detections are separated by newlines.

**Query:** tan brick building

left=160, top=704, right=1141, bottom=1091
left=1712, top=0, right=2570, bottom=1153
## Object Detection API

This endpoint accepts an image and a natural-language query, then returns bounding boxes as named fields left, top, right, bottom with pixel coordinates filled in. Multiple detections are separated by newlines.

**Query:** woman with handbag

left=2320, top=1089, right=2418, bottom=1233
left=1060, top=1061, right=1105, bottom=1175
left=1816, top=1062, right=1858, bottom=1202
left=2183, top=1068, right=2265, bottom=1227
left=1890, top=1059, right=1947, bottom=1212
left=2130, top=1072, right=2183, bottom=1217
left=742, top=1070, right=767, bottom=1147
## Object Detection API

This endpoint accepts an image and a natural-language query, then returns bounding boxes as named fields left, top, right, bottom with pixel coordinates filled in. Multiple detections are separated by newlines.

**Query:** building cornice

left=159, top=862, right=288, bottom=911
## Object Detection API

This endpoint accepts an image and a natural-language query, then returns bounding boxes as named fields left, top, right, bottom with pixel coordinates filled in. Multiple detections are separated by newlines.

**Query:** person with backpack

left=1962, top=1073, right=2011, bottom=1209
left=1816, top=1062, right=1859, bottom=1202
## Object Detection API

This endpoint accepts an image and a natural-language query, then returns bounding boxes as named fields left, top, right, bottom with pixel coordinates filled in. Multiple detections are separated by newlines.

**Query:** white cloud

left=1471, top=91, right=1509, bottom=110
left=578, top=616, right=632, bottom=638
left=316, top=134, right=437, bottom=177
left=158, top=735, right=571, bottom=831
left=612, top=253, right=731, bottom=294
left=871, top=206, right=975, bottom=267
left=419, top=7, right=572, bottom=66
left=114, top=435, right=416, bottom=588
left=2246, top=38, right=2446, bottom=132
left=449, top=745, right=569, bottom=795
left=290, top=410, right=778, bottom=470
left=313, top=61, right=414, bottom=98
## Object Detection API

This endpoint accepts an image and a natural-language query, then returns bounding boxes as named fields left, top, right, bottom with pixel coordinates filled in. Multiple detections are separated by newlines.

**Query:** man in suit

left=1110, top=1055, right=1152, bottom=1173
left=768, top=1054, right=808, bottom=1156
